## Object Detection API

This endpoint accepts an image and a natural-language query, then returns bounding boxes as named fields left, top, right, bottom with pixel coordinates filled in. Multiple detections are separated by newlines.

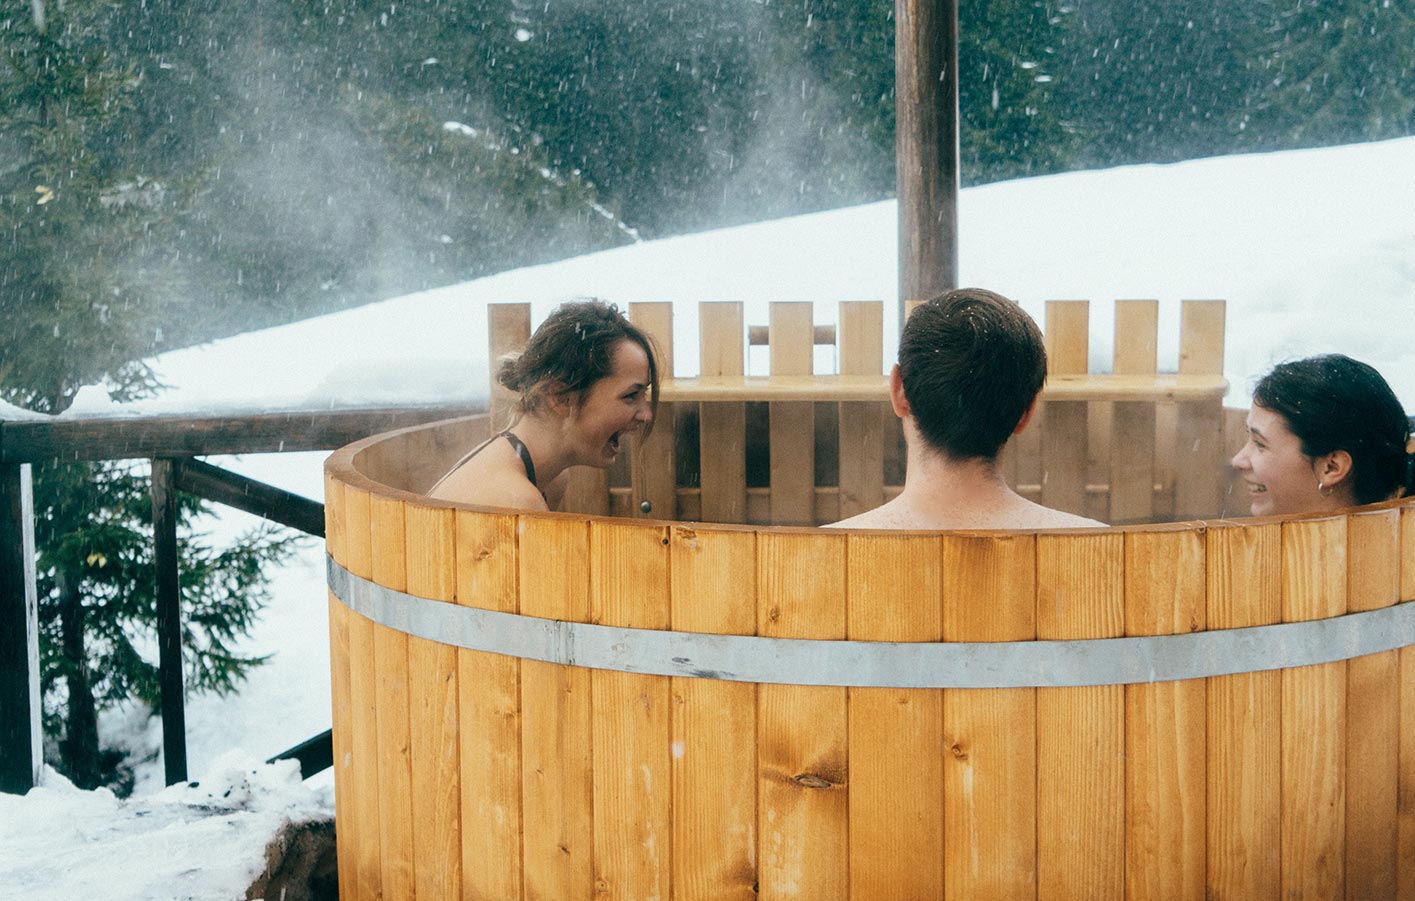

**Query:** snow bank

left=0, top=756, right=332, bottom=901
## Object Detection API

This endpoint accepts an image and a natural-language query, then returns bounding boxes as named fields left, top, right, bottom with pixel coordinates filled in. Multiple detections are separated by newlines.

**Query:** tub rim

left=324, top=411, right=1415, bottom=536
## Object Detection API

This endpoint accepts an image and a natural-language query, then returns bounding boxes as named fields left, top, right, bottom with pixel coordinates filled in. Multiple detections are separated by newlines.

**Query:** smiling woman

left=427, top=300, right=659, bottom=511
left=1232, top=354, right=1414, bottom=517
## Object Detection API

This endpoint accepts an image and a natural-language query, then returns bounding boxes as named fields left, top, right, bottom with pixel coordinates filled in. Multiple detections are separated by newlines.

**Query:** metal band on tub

left=328, top=556, right=1415, bottom=689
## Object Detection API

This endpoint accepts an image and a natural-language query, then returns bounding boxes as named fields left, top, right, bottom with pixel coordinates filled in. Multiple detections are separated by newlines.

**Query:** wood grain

left=942, top=533, right=1038, bottom=899
left=1345, top=509, right=1400, bottom=898
left=698, top=303, right=747, bottom=523
left=340, top=486, right=383, bottom=900
left=1174, top=300, right=1227, bottom=520
left=846, top=533, right=944, bottom=897
left=590, top=521, right=673, bottom=900
left=1041, top=301, right=1090, bottom=517
left=837, top=302, right=886, bottom=521
left=1109, top=300, right=1158, bottom=524
left=1036, top=530, right=1124, bottom=899
left=769, top=303, right=816, bottom=525
left=403, top=501, right=462, bottom=898
left=1205, top=521, right=1282, bottom=900
left=757, top=531, right=848, bottom=898
left=369, top=494, right=414, bottom=899
left=1124, top=528, right=1206, bottom=900
left=630, top=302, right=677, bottom=520
left=1401, top=506, right=1415, bottom=899
left=454, top=509, right=523, bottom=900
left=323, top=474, right=354, bottom=900
left=670, top=525, right=758, bottom=899
left=1281, top=516, right=1347, bottom=899
left=519, top=516, right=594, bottom=900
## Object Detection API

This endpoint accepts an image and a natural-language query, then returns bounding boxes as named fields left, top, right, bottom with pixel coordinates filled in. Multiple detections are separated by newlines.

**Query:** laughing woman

left=1231, top=354, right=1414, bottom=516
left=428, top=300, right=659, bottom=511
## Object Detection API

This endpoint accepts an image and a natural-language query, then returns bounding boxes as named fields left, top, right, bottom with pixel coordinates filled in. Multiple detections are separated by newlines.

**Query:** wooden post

left=0, top=461, right=41, bottom=794
left=896, top=0, right=960, bottom=325
left=150, top=458, right=188, bottom=785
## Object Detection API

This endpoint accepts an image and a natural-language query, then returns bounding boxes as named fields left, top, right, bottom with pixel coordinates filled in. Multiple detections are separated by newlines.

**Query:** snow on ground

left=6, top=136, right=1415, bottom=898
left=0, top=757, right=330, bottom=901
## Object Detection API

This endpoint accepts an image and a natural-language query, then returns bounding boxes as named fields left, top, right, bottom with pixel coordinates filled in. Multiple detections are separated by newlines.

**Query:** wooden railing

left=0, top=403, right=483, bottom=794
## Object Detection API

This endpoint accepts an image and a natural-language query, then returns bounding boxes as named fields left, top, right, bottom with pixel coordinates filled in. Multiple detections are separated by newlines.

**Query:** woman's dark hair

left=898, top=288, right=1048, bottom=461
left=497, top=299, right=659, bottom=434
left=1253, top=354, right=1412, bottom=505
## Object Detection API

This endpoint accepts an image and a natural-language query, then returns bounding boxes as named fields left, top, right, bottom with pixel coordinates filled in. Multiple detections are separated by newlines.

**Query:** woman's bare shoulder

left=427, top=455, right=548, bottom=511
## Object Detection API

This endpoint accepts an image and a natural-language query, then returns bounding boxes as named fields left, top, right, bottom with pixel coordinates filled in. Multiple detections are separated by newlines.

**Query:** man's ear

left=1013, top=396, right=1039, bottom=435
left=1316, top=449, right=1354, bottom=489
left=888, top=364, right=910, bottom=418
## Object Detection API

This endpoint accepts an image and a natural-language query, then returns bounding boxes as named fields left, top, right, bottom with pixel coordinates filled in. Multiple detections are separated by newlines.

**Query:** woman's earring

left=1317, top=480, right=1332, bottom=496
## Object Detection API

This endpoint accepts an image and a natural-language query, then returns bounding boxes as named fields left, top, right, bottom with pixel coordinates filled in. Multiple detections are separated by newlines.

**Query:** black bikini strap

left=501, top=431, right=537, bottom=487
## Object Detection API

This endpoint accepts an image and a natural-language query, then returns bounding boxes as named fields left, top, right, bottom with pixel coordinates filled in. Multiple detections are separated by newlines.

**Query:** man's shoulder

left=1020, top=504, right=1106, bottom=530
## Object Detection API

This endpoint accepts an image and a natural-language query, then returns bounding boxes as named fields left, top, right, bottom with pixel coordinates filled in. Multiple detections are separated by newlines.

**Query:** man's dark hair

left=898, top=288, right=1047, bottom=461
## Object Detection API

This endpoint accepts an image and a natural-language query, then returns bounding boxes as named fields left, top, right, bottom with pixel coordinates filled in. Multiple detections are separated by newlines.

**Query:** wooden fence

left=485, top=299, right=1232, bottom=527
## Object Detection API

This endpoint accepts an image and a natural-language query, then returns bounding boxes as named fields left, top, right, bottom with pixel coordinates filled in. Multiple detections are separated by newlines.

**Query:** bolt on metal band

left=328, top=556, right=1415, bottom=689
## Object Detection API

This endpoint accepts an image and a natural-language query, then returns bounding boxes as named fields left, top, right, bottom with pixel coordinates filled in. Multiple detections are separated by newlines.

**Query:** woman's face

left=1230, top=403, right=1329, bottom=516
left=565, top=338, right=654, bottom=467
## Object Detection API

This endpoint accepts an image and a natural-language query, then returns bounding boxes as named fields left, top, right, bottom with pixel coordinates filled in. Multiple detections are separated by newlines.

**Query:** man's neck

left=897, top=441, right=1017, bottom=518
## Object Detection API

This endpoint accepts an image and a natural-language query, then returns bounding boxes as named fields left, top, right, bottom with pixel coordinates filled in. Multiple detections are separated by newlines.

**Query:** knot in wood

left=793, top=773, right=833, bottom=790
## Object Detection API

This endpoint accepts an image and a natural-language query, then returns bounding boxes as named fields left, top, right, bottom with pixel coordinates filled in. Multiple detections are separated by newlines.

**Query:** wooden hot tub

left=323, top=301, right=1415, bottom=899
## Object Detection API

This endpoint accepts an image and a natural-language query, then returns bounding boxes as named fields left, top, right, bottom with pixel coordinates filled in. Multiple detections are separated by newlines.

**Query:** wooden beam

left=0, top=403, right=485, bottom=465
left=0, top=463, right=40, bottom=794
left=266, top=728, right=334, bottom=779
left=150, top=459, right=187, bottom=786
left=896, top=0, right=960, bottom=324
left=173, top=459, right=325, bottom=538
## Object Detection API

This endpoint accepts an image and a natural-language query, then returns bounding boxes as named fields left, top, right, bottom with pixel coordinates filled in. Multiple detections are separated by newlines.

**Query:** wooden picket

left=1110, top=300, right=1159, bottom=524
left=1175, top=301, right=1227, bottom=521
left=768, top=303, right=817, bottom=526
left=836, top=302, right=886, bottom=521
left=697, top=303, right=747, bottom=524
left=1040, top=300, right=1091, bottom=518
left=628, top=302, right=676, bottom=521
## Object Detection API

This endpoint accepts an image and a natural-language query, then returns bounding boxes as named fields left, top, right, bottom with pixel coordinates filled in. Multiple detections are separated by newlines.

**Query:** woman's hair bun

left=496, top=353, right=524, bottom=392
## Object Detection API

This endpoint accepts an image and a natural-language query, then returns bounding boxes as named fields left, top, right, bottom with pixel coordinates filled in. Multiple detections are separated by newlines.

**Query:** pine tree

left=1249, top=0, right=1415, bottom=147
left=1, top=0, right=300, bottom=791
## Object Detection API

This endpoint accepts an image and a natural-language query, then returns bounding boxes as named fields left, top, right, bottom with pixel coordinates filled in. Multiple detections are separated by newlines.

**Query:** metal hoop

left=328, top=557, right=1415, bottom=689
